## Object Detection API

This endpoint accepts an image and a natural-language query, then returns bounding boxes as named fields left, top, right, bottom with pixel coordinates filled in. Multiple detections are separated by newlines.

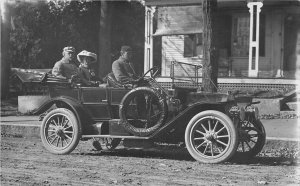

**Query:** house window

left=184, top=33, right=203, bottom=58
left=232, top=14, right=265, bottom=57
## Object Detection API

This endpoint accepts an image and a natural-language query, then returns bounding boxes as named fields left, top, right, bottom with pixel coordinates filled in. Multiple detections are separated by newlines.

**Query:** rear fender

left=34, top=96, right=92, bottom=127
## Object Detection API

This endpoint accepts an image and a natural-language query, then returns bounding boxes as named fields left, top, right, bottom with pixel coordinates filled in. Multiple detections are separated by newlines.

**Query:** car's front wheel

left=185, top=110, right=238, bottom=163
left=40, top=108, right=82, bottom=154
left=234, top=119, right=266, bottom=159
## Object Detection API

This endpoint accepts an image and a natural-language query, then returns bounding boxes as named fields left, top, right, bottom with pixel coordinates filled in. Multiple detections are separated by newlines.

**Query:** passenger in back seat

left=77, top=50, right=105, bottom=87
left=52, top=46, right=78, bottom=79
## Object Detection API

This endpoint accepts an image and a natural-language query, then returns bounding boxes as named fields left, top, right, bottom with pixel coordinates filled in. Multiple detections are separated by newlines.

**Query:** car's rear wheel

left=92, top=138, right=121, bottom=151
left=185, top=110, right=238, bottom=163
left=119, top=87, right=168, bottom=137
left=234, top=119, right=266, bottom=159
left=40, top=108, right=81, bottom=154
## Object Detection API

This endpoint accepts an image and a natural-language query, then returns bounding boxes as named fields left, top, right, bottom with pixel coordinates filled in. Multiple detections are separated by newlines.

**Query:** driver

left=112, top=46, right=139, bottom=85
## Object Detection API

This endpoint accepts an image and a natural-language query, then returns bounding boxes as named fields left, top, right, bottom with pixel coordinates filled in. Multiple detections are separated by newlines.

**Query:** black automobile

left=35, top=62, right=266, bottom=164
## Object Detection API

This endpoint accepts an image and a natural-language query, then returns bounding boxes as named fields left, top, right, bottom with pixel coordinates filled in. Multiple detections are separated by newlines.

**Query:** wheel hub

left=205, top=132, right=217, bottom=141
left=239, top=129, right=250, bottom=142
left=56, top=127, right=65, bottom=138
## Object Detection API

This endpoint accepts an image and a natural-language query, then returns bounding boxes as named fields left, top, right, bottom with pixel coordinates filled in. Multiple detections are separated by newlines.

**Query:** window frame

left=183, top=33, right=203, bottom=58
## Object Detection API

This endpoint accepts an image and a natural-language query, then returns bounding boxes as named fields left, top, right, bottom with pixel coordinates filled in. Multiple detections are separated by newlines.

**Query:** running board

left=81, top=134, right=150, bottom=140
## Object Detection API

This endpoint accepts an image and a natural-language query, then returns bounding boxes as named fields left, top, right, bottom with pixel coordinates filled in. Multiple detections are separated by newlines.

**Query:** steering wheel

left=131, top=66, right=159, bottom=86
left=141, top=66, right=160, bottom=79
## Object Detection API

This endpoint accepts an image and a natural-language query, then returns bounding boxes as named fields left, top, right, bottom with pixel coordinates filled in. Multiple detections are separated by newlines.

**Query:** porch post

left=247, top=2, right=263, bottom=77
left=144, top=6, right=155, bottom=73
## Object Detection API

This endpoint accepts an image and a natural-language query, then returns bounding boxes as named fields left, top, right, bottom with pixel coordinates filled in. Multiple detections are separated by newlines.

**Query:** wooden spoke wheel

left=40, top=108, right=81, bottom=154
left=234, top=119, right=266, bottom=159
left=185, top=110, right=238, bottom=163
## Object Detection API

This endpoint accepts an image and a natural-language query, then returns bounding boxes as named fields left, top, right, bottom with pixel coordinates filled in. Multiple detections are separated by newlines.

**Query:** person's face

left=83, top=56, right=93, bottom=67
left=64, top=51, right=75, bottom=61
left=122, top=51, right=133, bottom=60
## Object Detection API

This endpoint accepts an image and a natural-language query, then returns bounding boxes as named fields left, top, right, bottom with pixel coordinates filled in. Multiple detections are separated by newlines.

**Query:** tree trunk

left=202, top=0, right=218, bottom=93
left=1, top=2, right=11, bottom=99
left=98, top=1, right=113, bottom=79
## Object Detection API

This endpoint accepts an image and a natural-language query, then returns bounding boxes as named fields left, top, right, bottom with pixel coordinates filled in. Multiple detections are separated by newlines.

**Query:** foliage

left=110, top=1, right=145, bottom=73
left=9, top=2, right=44, bottom=68
left=9, top=0, right=100, bottom=69
left=8, top=0, right=145, bottom=72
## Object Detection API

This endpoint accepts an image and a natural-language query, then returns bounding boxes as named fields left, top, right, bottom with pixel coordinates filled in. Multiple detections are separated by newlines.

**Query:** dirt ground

left=1, top=136, right=300, bottom=186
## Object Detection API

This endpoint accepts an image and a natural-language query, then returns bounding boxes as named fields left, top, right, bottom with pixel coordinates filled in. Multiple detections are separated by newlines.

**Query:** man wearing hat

left=112, top=45, right=139, bottom=85
left=52, top=46, right=78, bottom=79
left=77, top=50, right=98, bottom=86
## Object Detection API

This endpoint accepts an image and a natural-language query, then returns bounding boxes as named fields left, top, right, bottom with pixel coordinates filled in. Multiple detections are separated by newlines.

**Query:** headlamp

left=245, top=105, right=259, bottom=119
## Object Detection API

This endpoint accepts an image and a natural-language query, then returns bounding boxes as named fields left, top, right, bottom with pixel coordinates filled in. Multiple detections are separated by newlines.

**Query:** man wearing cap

left=112, top=45, right=139, bottom=85
left=52, top=46, right=78, bottom=79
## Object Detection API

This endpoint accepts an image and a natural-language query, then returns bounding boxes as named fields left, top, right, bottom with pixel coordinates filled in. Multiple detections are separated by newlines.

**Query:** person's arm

left=129, top=62, right=139, bottom=79
left=52, top=61, right=64, bottom=78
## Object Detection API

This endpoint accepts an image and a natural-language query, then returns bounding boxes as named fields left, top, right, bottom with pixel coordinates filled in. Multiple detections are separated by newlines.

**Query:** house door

left=283, top=14, right=300, bottom=78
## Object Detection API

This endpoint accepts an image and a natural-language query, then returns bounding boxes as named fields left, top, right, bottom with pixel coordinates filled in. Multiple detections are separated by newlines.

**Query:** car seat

left=105, top=72, right=127, bottom=88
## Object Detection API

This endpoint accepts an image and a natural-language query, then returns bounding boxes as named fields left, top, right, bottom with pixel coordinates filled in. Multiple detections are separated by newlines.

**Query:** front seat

left=106, top=72, right=127, bottom=88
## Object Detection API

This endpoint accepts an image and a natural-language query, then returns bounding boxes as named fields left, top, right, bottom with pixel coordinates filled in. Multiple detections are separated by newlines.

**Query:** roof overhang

left=153, top=5, right=203, bottom=36
left=144, top=0, right=202, bottom=6
left=144, top=0, right=300, bottom=7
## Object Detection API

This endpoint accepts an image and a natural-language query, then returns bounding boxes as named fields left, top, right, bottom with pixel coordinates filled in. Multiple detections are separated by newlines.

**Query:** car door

left=81, top=87, right=111, bottom=121
left=109, top=87, right=130, bottom=118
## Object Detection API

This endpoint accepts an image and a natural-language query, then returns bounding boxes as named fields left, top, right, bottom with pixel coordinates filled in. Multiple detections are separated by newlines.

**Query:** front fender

left=151, top=102, right=227, bottom=139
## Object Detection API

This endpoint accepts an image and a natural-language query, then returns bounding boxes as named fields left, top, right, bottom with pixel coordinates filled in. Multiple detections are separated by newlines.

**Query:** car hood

left=186, top=91, right=233, bottom=104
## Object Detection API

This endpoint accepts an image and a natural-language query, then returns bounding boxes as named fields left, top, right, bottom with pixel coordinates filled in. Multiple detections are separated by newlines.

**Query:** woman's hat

left=77, top=50, right=97, bottom=63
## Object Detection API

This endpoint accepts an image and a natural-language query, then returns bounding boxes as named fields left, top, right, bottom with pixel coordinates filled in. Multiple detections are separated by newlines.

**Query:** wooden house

left=143, top=0, right=300, bottom=92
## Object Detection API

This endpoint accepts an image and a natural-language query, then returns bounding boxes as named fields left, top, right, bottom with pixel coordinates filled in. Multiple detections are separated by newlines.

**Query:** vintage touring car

left=35, top=63, right=266, bottom=164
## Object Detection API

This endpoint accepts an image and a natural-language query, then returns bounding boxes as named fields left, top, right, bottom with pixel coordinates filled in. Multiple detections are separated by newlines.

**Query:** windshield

left=170, top=61, right=202, bottom=89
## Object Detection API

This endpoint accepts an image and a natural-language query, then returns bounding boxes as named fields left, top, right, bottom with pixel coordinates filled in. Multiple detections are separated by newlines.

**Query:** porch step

left=253, top=98, right=282, bottom=115
left=285, top=102, right=299, bottom=111
left=280, top=90, right=297, bottom=104
left=279, top=89, right=299, bottom=111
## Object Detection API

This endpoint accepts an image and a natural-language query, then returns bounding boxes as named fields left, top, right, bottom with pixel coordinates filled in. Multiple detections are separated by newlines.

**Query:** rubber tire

left=185, top=110, right=238, bottom=164
left=234, top=119, right=266, bottom=159
left=40, top=108, right=82, bottom=154
left=119, top=87, right=168, bottom=137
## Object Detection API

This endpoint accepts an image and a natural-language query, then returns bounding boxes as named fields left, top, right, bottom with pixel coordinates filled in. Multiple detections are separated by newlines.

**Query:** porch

left=156, top=76, right=298, bottom=94
left=143, top=0, right=300, bottom=84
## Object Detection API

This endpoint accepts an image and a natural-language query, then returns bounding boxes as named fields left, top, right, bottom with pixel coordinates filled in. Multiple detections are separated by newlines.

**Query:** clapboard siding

left=162, top=35, right=203, bottom=77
